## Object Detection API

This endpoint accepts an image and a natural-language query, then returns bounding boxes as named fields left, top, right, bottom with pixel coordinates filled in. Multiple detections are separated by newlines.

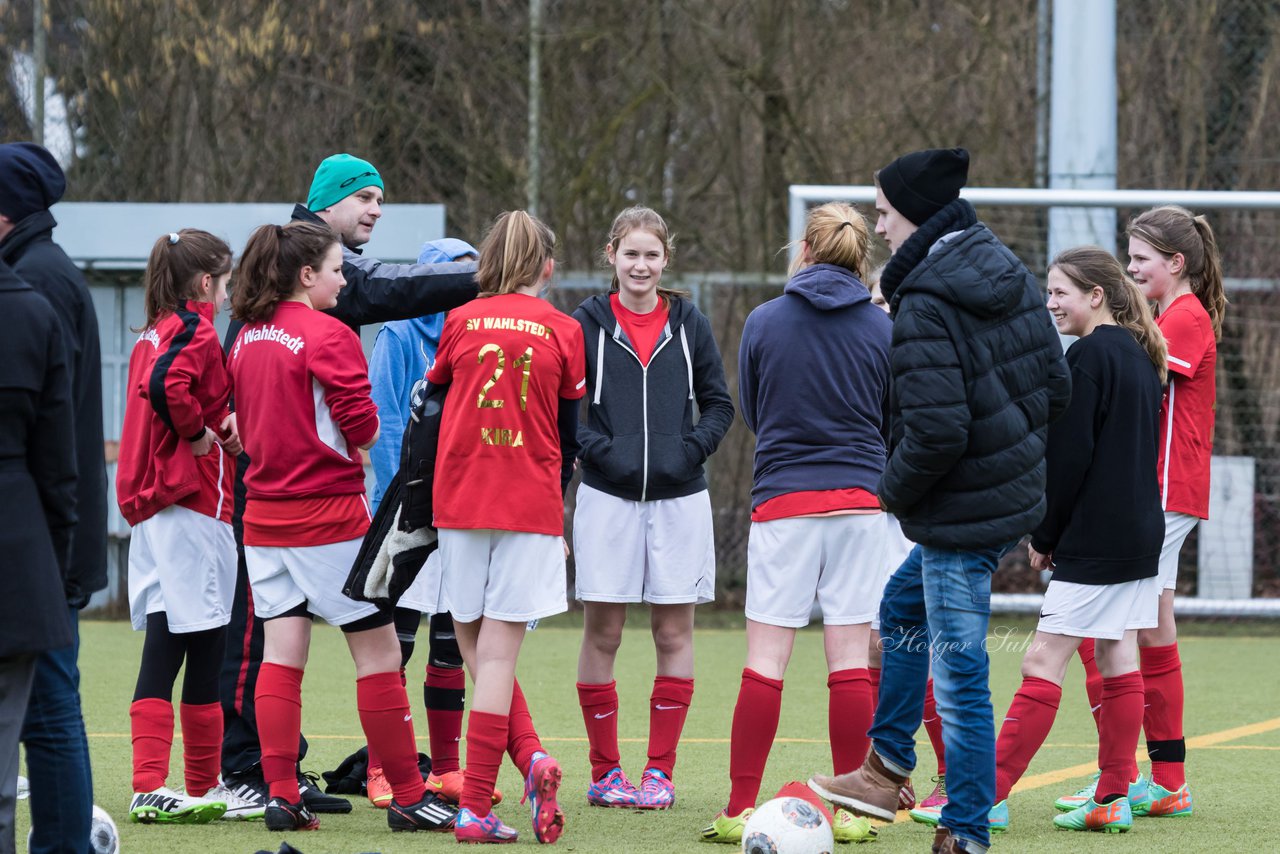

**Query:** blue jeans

left=22, top=606, right=93, bottom=854
left=869, top=543, right=1010, bottom=851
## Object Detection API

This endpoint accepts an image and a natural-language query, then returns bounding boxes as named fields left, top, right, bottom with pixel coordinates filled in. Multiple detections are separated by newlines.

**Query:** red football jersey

left=1155, top=293, right=1216, bottom=519
left=428, top=293, right=587, bottom=535
left=228, top=301, right=378, bottom=504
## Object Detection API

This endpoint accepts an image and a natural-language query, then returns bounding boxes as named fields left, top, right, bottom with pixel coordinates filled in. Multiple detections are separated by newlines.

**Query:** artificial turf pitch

left=20, top=614, right=1280, bottom=853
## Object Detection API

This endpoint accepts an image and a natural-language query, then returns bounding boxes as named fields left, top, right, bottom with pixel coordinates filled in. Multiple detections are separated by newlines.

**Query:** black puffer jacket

left=879, top=199, right=1071, bottom=549
left=574, top=293, right=734, bottom=502
left=1, top=210, right=107, bottom=605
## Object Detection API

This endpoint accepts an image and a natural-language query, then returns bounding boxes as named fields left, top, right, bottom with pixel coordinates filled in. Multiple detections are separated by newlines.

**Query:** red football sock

left=256, top=663, right=304, bottom=802
left=868, top=666, right=881, bottom=704
left=425, top=664, right=465, bottom=775
left=507, top=679, right=543, bottom=775
left=727, top=668, right=783, bottom=815
left=357, top=671, right=426, bottom=805
left=461, top=710, right=508, bottom=817
left=367, top=741, right=381, bottom=772
left=1141, top=643, right=1186, bottom=789
left=179, top=702, right=222, bottom=796
left=129, top=698, right=173, bottom=792
left=922, top=678, right=947, bottom=776
left=577, top=680, right=621, bottom=782
left=827, top=668, right=872, bottom=775
left=1077, top=639, right=1104, bottom=735
left=648, top=676, right=694, bottom=778
left=994, top=675, right=1062, bottom=802
left=1097, top=671, right=1145, bottom=800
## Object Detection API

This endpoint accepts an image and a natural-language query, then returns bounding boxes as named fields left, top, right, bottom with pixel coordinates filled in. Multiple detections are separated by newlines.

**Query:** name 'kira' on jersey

left=480, top=426, right=525, bottom=447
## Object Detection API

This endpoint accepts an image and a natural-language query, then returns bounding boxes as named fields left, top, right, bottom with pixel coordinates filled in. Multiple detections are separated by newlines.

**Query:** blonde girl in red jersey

left=226, top=221, right=455, bottom=834
left=1059, top=206, right=1225, bottom=818
left=117, top=229, right=240, bottom=823
left=429, top=211, right=586, bottom=844
left=571, top=207, right=734, bottom=812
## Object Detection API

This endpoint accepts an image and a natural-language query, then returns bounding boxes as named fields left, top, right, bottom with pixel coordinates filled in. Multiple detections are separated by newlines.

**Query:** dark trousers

left=219, top=545, right=308, bottom=777
left=1, top=654, right=36, bottom=854
left=22, top=607, right=93, bottom=854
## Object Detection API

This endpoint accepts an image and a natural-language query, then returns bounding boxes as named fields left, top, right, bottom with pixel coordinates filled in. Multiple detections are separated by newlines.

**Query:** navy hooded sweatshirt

left=738, top=263, right=893, bottom=508
left=574, top=293, right=734, bottom=502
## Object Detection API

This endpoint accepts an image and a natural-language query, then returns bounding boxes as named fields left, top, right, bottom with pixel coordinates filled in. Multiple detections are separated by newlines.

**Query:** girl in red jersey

left=116, top=229, right=240, bottom=823
left=429, top=211, right=586, bottom=844
left=947, top=248, right=1166, bottom=834
left=226, top=221, right=455, bottom=834
left=1057, top=207, right=1225, bottom=819
left=571, top=206, right=734, bottom=811
left=704, top=204, right=891, bottom=845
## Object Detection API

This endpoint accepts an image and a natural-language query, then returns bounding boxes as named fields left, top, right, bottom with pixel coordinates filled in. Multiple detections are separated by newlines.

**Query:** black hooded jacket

left=879, top=199, right=1072, bottom=550
left=573, top=293, right=734, bottom=502
left=1, top=209, right=107, bottom=604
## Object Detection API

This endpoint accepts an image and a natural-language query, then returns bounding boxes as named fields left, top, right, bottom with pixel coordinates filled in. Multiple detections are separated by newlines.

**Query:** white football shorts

left=746, top=513, right=890, bottom=628
left=573, top=483, right=715, bottom=605
left=1037, top=575, right=1160, bottom=640
left=1157, top=511, right=1199, bottom=592
left=437, top=528, right=568, bottom=623
left=128, top=504, right=236, bottom=633
left=245, top=537, right=381, bottom=626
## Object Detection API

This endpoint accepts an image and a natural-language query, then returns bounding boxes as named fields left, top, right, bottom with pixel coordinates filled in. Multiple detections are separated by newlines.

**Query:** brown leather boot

left=808, top=751, right=907, bottom=821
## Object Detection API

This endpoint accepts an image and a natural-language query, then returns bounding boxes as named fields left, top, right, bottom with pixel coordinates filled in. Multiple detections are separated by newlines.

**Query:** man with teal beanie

left=217, top=153, right=478, bottom=825
left=307, top=153, right=384, bottom=211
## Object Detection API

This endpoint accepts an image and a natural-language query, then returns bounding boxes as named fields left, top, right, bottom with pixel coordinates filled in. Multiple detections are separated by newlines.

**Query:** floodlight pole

left=527, top=0, right=543, bottom=217
left=33, top=0, right=46, bottom=145
left=1047, top=0, right=1116, bottom=260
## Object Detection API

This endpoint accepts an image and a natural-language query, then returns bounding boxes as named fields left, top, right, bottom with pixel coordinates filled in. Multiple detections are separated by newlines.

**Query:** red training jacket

left=116, top=300, right=234, bottom=525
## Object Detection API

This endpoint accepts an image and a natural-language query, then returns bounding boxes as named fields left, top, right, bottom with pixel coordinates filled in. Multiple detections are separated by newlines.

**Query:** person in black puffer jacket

left=809, top=148, right=1070, bottom=854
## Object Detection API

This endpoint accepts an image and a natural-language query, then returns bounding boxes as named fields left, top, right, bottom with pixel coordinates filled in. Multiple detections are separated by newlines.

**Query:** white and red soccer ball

left=741, top=796, right=834, bottom=854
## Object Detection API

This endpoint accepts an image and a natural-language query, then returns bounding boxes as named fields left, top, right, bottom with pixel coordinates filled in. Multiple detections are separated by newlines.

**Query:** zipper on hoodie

left=607, top=321, right=676, bottom=502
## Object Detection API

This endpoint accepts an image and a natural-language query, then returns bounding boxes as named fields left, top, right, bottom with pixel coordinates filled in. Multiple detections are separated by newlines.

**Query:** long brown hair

left=139, top=229, right=232, bottom=330
left=1127, top=205, right=1226, bottom=341
left=475, top=210, right=556, bottom=297
left=232, top=221, right=339, bottom=322
left=1051, top=246, right=1168, bottom=384
left=788, top=202, right=873, bottom=280
left=603, top=206, right=689, bottom=307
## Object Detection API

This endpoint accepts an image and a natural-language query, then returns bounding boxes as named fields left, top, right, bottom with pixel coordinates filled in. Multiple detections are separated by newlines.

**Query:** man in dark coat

left=0, top=257, right=77, bottom=854
left=809, top=148, right=1071, bottom=854
left=0, top=142, right=104, bottom=854
left=217, top=153, right=478, bottom=818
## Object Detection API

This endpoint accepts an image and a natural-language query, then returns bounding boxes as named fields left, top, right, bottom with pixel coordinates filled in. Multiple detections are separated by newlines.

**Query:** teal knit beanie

left=307, top=153, right=384, bottom=212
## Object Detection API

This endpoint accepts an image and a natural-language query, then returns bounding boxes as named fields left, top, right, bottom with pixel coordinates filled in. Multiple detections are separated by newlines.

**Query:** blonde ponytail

left=476, top=210, right=556, bottom=296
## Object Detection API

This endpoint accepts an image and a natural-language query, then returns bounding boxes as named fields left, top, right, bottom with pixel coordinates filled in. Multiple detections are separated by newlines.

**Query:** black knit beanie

left=0, top=142, right=66, bottom=222
left=877, top=147, right=970, bottom=227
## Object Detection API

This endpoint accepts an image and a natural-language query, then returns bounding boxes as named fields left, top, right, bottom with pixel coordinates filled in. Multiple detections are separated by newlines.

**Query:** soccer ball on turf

left=90, top=804, right=120, bottom=854
left=741, top=796, right=834, bottom=854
